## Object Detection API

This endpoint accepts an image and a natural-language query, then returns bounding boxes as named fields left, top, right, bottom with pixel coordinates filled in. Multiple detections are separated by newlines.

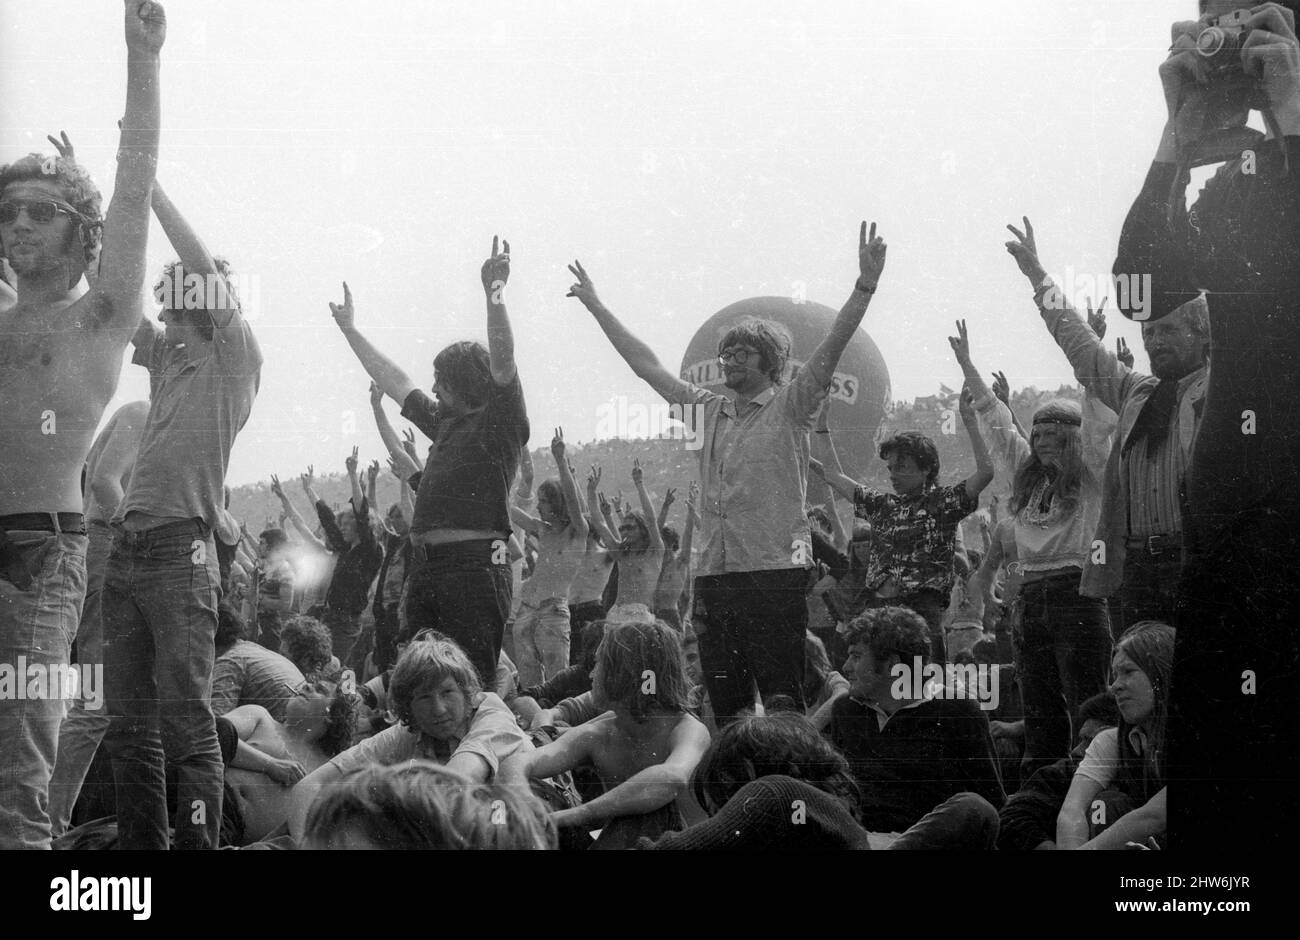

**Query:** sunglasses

left=0, top=199, right=84, bottom=225
left=718, top=348, right=757, bottom=365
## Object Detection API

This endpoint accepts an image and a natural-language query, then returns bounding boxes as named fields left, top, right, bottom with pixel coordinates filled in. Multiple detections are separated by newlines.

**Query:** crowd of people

left=1, top=0, right=1298, bottom=852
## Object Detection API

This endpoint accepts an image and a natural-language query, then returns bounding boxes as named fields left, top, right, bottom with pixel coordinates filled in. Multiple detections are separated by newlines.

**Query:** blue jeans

left=0, top=528, right=87, bottom=849
left=513, top=597, right=571, bottom=687
left=49, top=521, right=114, bottom=835
left=101, top=520, right=223, bottom=850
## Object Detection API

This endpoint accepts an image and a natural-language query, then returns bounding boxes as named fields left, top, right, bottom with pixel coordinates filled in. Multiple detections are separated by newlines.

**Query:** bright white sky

left=4, top=0, right=1194, bottom=485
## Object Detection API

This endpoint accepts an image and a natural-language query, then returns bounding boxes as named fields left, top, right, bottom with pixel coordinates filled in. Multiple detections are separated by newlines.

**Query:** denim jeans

left=321, top=607, right=361, bottom=670
left=883, top=792, right=1001, bottom=850
left=693, top=568, right=808, bottom=724
left=399, top=539, right=512, bottom=685
left=101, top=520, right=224, bottom=850
left=513, top=597, right=571, bottom=687
left=0, top=528, right=87, bottom=849
left=49, top=521, right=114, bottom=836
left=1015, top=572, right=1112, bottom=774
left=1116, top=544, right=1183, bottom=639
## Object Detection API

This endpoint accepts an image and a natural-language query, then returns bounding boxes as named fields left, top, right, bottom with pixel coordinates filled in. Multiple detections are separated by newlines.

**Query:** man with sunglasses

left=565, top=222, right=888, bottom=723
left=0, top=0, right=167, bottom=850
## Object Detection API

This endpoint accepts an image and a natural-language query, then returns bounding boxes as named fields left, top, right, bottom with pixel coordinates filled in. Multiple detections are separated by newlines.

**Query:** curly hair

left=302, top=760, right=556, bottom=850
left=152, top=257, right=240, bottom=341
left=389, top=634, right=482, bottom=732
left=0, top=153, right=103, bottom=267
left=717, top=317, right=792, bottom=385
left=433, top=340, right=494, bottom=409
left=536, top=479, right=570, bottom=528
left=878, top=431, right=940, bottom=486
left=691, top=712, right=862, bottom=821
left=842, top=606, right=931, bottom=665
left=296, top=679, right=361, bottom=758
left=280, top=615, right=334, bottom=679
left=594, top=619, right=691, bottom=722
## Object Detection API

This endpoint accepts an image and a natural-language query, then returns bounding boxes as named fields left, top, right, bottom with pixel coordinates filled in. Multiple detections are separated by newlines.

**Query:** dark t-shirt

left=401, top=375, right=529, bottom=536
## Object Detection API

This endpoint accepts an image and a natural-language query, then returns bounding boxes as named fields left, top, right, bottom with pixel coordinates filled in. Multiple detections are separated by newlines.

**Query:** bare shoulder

left=671, top=711, right=710, bottom=747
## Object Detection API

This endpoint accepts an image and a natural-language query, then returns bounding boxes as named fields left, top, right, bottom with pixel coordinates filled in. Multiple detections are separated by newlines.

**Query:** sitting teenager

left=301, top=760, right=555, bottom=850
left=499, top=618, right=711, bottom=849
left=997, top=692, right=1119, bottom=851
left=287, top=632, right=532, bottom=844
left=219, top=681, right=358, bottom=846
left=1056, top=621, right=1172, bottom=850
left=643, top=712, right=998, bottom=850
left=211, top=602, right=307, bottom=723
left=829, top=606, right=1005, bottom=847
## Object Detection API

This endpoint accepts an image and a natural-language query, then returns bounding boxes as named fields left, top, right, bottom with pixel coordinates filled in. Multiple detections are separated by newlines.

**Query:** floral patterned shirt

left=851, top=481, right=977, bottom=597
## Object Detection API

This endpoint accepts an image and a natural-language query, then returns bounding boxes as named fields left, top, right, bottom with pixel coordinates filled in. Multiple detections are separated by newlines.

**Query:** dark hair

left=215, top=601, right=246, bottom=656
left=433, top=340, right=493, bottom=409
left=620, top=510, right=651, bottom=554
left=281, top=615, right=334, bottom=679
left=1078, top=692, right=1121, bottom=729
left=536, top=479, right=570, bottom=527
left=297, top=679, right=361, bottom=758
left=878, top=431, right=940, bottom=486
left=579, top=619, right=608, bottom=670
left=1115, top=621, right=1176, bottom=784
left=717, top=317, right=792, bottom=385
left=0, top=153, right=103, bottom=267
left=807, top=505, right=833, bottom=536
left=594, top=619, right=691, bottom=722
left=302, top=761, right=556, bottom=850
left=691, top=713, right=862, bottom=821
left=152, top=257, right=239, bottom=341
left=842, top=606, right=931, bottom=666
left=389, top=635, right=482, bottom=732
left=660, top=525, right=680, bottom=555
left=260, top=527, right=288, bottom=551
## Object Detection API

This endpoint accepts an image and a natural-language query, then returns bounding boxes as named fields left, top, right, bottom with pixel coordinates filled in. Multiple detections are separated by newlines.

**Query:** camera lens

left=1196, top=27, right=1226, bottom=58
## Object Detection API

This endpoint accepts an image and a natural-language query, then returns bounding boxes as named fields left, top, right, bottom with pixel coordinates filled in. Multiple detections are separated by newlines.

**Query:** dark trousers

left=693, top=568, right=807, bottom=723
left=1115, top=543, right=1183, bottom=639
left=1171, top=495, right=1300, bottom=850
left=399, top=539, right=512, bottom=685
left=101, top=520, right=223, bottom=851
left=321, top=607, right=361, bottom=669
left=568, top=600, right=607, bottom=667
left=255, top=608, right=283, bottom=652
left=1015, top=572, right=1112, bottom=775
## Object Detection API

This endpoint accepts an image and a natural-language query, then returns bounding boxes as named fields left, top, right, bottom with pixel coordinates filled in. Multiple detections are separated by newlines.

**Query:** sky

left=3, top=0, right=1200, bottom=486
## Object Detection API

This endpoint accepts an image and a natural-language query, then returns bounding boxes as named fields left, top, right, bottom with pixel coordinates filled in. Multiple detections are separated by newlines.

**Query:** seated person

left=1056, top=621, right=1172, bottom=850
left=301, top=761, right=555, bottom=850
left=997, top=692, right=1119, bottom=851
left=643, top=712, right=999, bottom=850
left=211, top=602, right=307, bottom=723
left=219, top=681, right=359, bottom=846
left=279, top=614, right=342, bottom=684
left=287, top=632, right=532, bottom=844
left=829, top=606, right=1005, bottom=844
left=499, top=619, right=711, bottom=849
left=803, top=631, right=850, bottom=731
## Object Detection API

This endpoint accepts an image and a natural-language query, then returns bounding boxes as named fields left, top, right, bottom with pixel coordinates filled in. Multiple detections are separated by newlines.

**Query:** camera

left=1194, top=8, right=1254, bottom=80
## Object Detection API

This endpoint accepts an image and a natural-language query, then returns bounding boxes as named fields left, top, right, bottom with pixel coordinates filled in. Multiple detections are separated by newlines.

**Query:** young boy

left=499, top=619, right=710, bottom=849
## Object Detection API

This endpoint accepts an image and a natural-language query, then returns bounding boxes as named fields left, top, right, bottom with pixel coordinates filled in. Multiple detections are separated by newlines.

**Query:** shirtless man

left=0, top=0, right=165, bottom=849
left=48, top=399, right=148, bottom=836
left=500, top=618, right=711, bottom=849
left=585, top=461, right=664, bottom=617
left=220, top=684, right=353, bottom=845
left=652, top=481, right=698, bottom=629
left=509, top=429, right=588, bottom=686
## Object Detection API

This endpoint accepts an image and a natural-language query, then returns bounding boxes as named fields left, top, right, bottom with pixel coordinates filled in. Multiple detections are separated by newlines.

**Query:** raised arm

left=369, top=382, right=408, bottom=463
left=656, top=487, right=676, bottom=533
left=808, top=456, right=857, bottom=504
left=949, top=319, right=1031, bottom=479
left=586, top=466, right=620, bottom=548
left=678, top=482, right=699, bottom=569
left=480, top=236, right=516, bottom=385
left=328, top=282, right=418, bottom=404
left=90, top=1, right=166, bottom=331
left=956, top=380, right=994, bottom=501
left=803, top=221, right=888, bottom=387
left=991, top=370, right=1029, bottom=442
left=150, top=180, right=238, bottom=327
left=566, top=260, right=694, bottom=404
left=551, top=429, right=588, bottom=541
left=344, top=448, right=363, bottom=510
left=632, top=460, right=664, bottom=553
left=1005, top=219, right=1137, bottom=413
left=270, top=474, right=326, bottom=552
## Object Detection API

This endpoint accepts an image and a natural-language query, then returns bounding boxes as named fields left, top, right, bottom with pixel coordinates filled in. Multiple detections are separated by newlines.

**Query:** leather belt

left=1125, top=533, right=1181, bottom=556
left=0, top=512, right=87, bottom=534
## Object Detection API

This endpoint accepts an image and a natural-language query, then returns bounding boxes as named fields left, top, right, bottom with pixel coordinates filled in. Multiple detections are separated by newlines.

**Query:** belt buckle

left=1146, top=535, right=1166, bottom=555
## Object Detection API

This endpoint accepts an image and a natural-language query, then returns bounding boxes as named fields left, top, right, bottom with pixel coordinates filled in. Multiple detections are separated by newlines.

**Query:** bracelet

left=855, top=277, right=876, bottom=295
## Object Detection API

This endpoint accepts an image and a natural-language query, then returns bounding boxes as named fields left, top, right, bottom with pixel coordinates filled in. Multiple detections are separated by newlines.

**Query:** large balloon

left=679, top=296, right=891, bottom=480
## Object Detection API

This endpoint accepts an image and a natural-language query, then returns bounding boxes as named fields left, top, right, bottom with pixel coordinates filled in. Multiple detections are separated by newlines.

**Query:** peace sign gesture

left=1004, top=216, right=1047, bottom=284
left=858, top=221, right=888, bottom=291
left=481, top=235, right=511, bottom=297
left=566, top=259, right=601, bottom=310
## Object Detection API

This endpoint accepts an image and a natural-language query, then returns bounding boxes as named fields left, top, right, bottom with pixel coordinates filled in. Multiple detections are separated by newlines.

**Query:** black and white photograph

left=1, top=0, right=1295, bottom=919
